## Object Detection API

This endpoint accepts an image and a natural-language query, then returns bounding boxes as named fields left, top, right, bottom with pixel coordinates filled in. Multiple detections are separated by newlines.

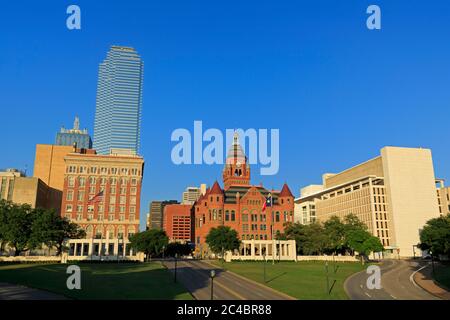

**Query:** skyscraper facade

left=56, top=116, right=92, bottom=149
left=93, top=46, right=144, bottom=155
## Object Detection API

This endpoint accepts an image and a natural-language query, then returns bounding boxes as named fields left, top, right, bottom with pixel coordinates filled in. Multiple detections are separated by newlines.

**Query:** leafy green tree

left=419, top=214, right=450, bottom=256
left=129, top=229, right=169, bottom=260
left=280, top=222, right=327, bottom=255
left=323, top=216, right=347, bottom=254
left=31, top=209, right=85, bottom=255
left=1, top=203, right=36, bottom=256
left=205, top=226, right=241, bottom=259
left=347, top=229, right=383, bottom=264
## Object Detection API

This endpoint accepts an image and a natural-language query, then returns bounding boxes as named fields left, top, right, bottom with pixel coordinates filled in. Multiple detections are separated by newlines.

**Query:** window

left=109, top=205, right=115, bottom=213
left=66, top=204, right=73, bottom=212
left=121, top=168, right=129, bottom=175
left=89, top=177, right=96, bottom=185
left=67, top=166, right=76, bottom=173
left=129, top=214, right=135, bottom=221
left=87, top=214, right=93, bottom=221
left=225, top=211, right=230, bottom=221
left=276, top=212, right=280, bottom=222
left=90, top=167, right=97, bottom=174
left=66, top=190, right=74, bottom=201
left=242, top=214, right=248, bottom=222
left=130, top=206, right=136, bottom=214
left=87, top=205, right=94, bottom=213
left=100, top=167, right=108, bottom=174
left=98, top=214, right=104, bottom=221
left=110, top=186, right=116, bottom=194
left=68, top=176, right=75, bottom=187
left=130, top=196, right=136, bottom=205
left=231, top=210, right=236, bottom=221
left=110, top=177, right=117, bottom=185
left=120, top=187, right=127, bottom=195
left=120, top=196, right=126, bottom=205
left=79, top=177, right=86, bottom=187
left=76, top=214, right=82, bottom=221
left=119, top=206, right=125, bottom=213
left=89, top=186, right=96, bottom=194
left=111, top=168, right=118, bottom=175
left=130, top=187, right=137, bottom=195
left=98, top=205, right=104, bottom=213
left=77, top=205, right=83, bottom=213
left=108, top=214, right=114, bottom=221
left=79, top=166, right=87, bottom=174
left=131, top=168, right=138, bottom=175
left=119, top=214, right=125, bottom=221
left=131, top=178, right=137, bottom=186
left=109, top=196, right=116, bottom=204
left=242, top=224, right=249, bottom=232
left=77, top=191, right=85, bottom=202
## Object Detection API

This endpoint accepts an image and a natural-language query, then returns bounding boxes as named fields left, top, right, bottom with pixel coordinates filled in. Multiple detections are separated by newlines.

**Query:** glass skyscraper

left=93, top=46, right=144, bottom=155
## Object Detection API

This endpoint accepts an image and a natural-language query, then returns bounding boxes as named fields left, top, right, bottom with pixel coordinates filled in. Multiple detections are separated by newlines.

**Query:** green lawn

left=434, top=263, right=450, bottom=290
left=211, top=260, right=367, bottom=300
left=0, top=262, right=193, bottom=300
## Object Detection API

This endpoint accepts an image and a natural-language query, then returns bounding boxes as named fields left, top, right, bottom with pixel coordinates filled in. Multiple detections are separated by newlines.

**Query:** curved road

left=345, top=259, right=440, bottom=300
left=164, top=259, right=295, bottom=300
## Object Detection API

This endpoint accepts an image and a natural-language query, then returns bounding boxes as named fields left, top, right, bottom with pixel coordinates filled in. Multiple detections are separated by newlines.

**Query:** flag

left=88, top=190, right=104, bottom=204
left=262, top=193, right=272, bottom=212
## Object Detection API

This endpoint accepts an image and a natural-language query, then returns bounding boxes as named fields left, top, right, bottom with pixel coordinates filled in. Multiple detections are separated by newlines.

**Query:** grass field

left=434, top=263, right=450, bottom=290
left=212, top=260, right=367, bottom=300
left=0, top=262, right=193, bottom=300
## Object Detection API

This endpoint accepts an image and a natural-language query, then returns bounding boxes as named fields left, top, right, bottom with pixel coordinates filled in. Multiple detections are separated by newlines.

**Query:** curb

left=202, top=260, right=296, bottom=300
left=412, top=264, right=449, bottom=300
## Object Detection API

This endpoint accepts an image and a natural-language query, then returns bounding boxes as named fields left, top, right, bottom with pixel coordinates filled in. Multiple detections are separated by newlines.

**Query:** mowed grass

left=0, top=262, right=193, bottom=300
left=434, top=263, right=450, bottom=290
left=212, top=260, right=367, bottom=300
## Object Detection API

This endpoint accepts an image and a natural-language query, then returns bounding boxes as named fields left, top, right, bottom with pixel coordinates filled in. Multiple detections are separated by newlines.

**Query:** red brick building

left=61, top=148, right=144, bottom=241
left=194, top=133, right=294, bottom=248
left=163, top=204, right=194, bottom=242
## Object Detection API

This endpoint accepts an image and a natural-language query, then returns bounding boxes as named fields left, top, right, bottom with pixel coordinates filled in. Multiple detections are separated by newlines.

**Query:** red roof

left=279, top=183, right=294, bottom=197
left=209, top=181, right=223, bottom=195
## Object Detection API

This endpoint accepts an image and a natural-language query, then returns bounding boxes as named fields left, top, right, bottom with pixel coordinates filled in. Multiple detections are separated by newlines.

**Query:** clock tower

left=223, top=132, right=250, bottom=189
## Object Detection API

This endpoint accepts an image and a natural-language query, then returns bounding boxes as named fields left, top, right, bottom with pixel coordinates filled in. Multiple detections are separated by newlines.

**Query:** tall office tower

left=56, top=116, right=92, bottom=149
left=93, top=46, right=144, bottom=155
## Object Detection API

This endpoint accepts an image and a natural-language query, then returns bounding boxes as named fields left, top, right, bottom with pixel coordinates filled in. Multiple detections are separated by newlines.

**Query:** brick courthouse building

left=193, top=133, right=295, bottom=251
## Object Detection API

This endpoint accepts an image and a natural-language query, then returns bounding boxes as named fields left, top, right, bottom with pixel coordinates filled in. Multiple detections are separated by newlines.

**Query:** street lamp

left=430, top=250, right=435, bottom=276
left=162, top=245, right=166, bottom=260
left=210, top=270, right=216, bottom=300
left=174, top=253, right=178, bottom=283
left=263, top=251, right=267, bottom=283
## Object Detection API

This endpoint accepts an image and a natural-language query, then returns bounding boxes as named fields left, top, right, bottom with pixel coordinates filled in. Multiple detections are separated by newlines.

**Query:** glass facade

left=93, top=46, right=144, bottom=155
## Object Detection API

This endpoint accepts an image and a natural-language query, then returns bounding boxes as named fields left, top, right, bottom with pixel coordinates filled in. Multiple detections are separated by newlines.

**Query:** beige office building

left=295, top=146, right=442, bottom=258
left=0, top=168, right=48, bottom=208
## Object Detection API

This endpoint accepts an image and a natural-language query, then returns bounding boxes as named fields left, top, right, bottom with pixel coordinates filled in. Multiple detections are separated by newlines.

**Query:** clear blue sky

left=1, top=1, right=449, bottom=230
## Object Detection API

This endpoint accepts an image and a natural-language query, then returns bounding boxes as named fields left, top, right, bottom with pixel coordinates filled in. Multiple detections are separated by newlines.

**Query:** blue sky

left=1, top=1, right=449, bottom=230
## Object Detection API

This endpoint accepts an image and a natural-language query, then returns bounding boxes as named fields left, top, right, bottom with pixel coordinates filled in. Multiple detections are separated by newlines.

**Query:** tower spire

left=73, top=116, right=80, bottom=131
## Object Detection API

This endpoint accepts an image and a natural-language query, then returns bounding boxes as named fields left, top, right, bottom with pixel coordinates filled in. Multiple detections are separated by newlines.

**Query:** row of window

left=66, top=213, right=136, bottom=222
left=65, top=204, right=137, bottom=214
left=66, top=166, right=141, bottom=176
left=67, top=176, right=139, bottom=187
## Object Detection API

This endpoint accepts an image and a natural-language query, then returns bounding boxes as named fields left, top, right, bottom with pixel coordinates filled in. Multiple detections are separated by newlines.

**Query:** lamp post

left=210, top=270, right=216, bottom=300
left=162, top=245, right=165, bottom=260
left=325, top=262, right=330, bottom=295
left=263, top=251, right=267, bottom=283
left=174, top=253, right=178, bottom=283
left=430, top=251, right=435, bottom=276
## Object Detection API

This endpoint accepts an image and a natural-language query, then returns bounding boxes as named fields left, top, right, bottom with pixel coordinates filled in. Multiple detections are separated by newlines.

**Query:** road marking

left=409, top=265, right=428, bottom=289
left=390, top=294, right=397, bottom=299
left=365, top=292, right=372, bottom=298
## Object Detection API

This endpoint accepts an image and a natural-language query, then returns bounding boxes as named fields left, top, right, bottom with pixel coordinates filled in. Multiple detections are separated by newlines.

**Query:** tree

left=31, top=209, right=85, bottom=255
left=129, top=229, right=169, bottom=260
left=280, top=222, right=327, bottom=255
left=205, top=226, right=241, bottom=259
left=347, top=229, right=383, bottom=264
left=323, top=216, right=347, bottom=254
left=1, top=203, right=36, bottom=256
left=419, top=214, right=450, bottom=256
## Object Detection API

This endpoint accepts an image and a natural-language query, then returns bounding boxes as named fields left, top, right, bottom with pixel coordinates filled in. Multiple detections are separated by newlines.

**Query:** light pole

left=263, top=251, right=267, bottom=283
left=210, top=270, right=216, bottom=300
left=430, top=250, right=435, bottom=276
left=325, top=262, right=330, bottom=295
left=162, top=245, right=165, bottom=260
left=174, top=253, right=178, bottom=283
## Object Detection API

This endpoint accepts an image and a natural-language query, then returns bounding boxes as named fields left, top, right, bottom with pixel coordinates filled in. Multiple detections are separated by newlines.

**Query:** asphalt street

left=163, top=259, right=295, bottom=300
left=345, top=259, right=440, bottom=300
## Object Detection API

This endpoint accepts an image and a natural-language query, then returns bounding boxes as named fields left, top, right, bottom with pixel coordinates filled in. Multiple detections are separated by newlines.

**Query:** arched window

left=231, top=210, right=236, bottom=221
left=225, top=210, right=230, bottom=221
left=107, top=226, right=115, bottom=239
left=128, top=226, right=136, bottom=239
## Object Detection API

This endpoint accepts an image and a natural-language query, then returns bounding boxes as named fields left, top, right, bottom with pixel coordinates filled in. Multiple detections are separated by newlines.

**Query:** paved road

left=0, top=283, right=67, bottom=300
left=345, top=259, right=440, bottom=300
left=164, top=259, right=295, bottom=300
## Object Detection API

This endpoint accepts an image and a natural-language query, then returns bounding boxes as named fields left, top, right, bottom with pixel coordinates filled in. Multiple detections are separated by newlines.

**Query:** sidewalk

left=413, top=265, right=450, bottom=300
left=0, top=283, right=67, bottom=300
